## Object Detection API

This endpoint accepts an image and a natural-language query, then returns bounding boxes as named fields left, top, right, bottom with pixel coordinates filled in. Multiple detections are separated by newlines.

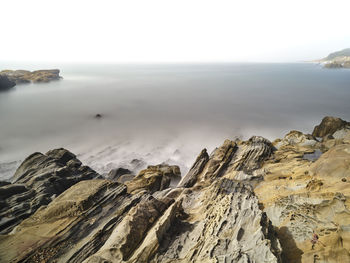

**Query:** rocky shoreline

left=0, top=116, right=350, bottom=262
left=316, top=48, right=350, bottom=69
left=0, top=69, right=61, bottom=91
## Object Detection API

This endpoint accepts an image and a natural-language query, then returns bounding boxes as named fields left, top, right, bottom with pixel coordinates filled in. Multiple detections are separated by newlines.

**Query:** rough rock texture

left=0, top=69, right=61, bottom=84
left=0, top=138, right=281, bottom=263
left=178, top=148, right=209, bottom=188
left=0, top=74, right=16, bottom=91
left=312, top=116, right=350, bottom=138
left=125, top=164, right=181, bottom=194
left=0, top=148, right=99, bottom=234
left=255, top=118, right=350, bottom=262
left=84, top=179, right=281, bottom=263
left=1, top=117, right=350, bottom=263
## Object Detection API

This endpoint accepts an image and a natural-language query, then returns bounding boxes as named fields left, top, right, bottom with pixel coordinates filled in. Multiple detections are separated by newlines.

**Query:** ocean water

left=0, top=63, right=349, bottom=180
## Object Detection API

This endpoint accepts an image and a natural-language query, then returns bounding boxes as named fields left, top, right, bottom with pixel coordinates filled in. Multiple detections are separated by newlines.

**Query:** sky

left=1, top=0, right=350, bottom=63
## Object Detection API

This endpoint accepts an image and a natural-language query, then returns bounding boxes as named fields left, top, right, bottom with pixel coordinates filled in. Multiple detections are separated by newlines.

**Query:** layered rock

left=0, top=69, right=61, bottom=84
left=1, top=116, right=350, bottom=263
left=107, top=168, right=134, bottom=183
left=0, top=139, right=281, bottom=263
left=125, top=164, right=181, bottom=194
left=0, top=148, right=99, bottom=234
left=84, top=179, right=281, bottom=263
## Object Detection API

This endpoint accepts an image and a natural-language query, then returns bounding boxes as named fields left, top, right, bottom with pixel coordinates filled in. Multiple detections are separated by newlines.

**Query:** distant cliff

left=0, top=69, right=62, bottom=84
left=318, top=48, right=350, bottom=68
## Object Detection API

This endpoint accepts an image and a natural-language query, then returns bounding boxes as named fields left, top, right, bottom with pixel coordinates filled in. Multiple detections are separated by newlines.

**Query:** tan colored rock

left=255, top=127, right=350, bottom=263
left=2, top=116, right=350, bottom=263
left=125, top=164, right=181, bottom=194
left=0, top=69, right=61, bottom=85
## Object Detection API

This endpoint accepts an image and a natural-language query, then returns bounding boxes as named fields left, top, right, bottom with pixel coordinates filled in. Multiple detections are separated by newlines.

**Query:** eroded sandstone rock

left=255, top=120, right=350, bottom=262
left=2, top=116, right=349, bottom=263
left=125, top=164, right=181, bottom=194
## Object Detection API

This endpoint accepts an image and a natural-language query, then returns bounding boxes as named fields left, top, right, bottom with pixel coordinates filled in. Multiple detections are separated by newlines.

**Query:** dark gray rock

left=0, top=148, right=100, bottom=234
left=312, top=116, right=350, bottom=137
left=107, top=167, right=132, bottom=181
left=0, top=74, right=16, bottom=91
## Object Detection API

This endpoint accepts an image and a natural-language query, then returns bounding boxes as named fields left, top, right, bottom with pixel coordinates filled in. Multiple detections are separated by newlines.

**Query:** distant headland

left=316, top=48, right=350, bottom=69
left=0, top=69, right=61, bottom=91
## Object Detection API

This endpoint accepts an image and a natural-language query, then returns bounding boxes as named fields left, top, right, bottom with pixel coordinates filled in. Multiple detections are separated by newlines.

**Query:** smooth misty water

left=0, top=63, right=349, bottom=180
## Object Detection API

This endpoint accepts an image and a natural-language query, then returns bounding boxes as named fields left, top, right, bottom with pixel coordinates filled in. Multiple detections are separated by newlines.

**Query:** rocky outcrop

left=312, top=116, right=350, bottom=138
left=125, top=164, right=181, bottom=194
left=0, top=148, right=99, bottom=235
left=0, top=69, right=61, bottom=84
left=84, top=179, right=281, bottom=263
left=107, top=168, right=134, bottom=183
left=317, top=48, right=350, bottom=69
left=1, top=116, right=350, bottom=263
left=0, top=74, right=16, bottom=91
left=255, top=117, right=350, bottom=262
left=0, top=139, right=281, bottom=263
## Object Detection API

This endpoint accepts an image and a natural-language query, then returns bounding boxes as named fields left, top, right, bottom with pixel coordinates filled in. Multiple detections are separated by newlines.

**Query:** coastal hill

left=318, top=48, right=350, bottom=68
left=0, top=116, right=350, bottom=262
left=0, top=69, right=61, bottom=91
left=324, top=48, right=350, bottom=60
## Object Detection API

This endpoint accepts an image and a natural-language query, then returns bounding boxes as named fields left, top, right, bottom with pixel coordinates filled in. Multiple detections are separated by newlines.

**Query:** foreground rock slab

left=1, top=116, right=349, bottom=262
left=0, top=148, right=99, bottom=235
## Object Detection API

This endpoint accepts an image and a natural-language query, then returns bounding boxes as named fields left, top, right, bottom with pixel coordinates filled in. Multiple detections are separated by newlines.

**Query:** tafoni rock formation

left=1, top=116, right=350, bottom=262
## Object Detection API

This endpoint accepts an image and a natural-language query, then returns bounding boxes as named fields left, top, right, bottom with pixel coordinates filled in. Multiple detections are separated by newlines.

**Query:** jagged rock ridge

left=0, top=116, right=350, bottom=262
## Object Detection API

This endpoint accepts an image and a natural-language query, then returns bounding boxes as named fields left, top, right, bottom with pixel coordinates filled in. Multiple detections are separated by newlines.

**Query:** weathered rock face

left=0, top=74, right=16, bottom=91
left=312, top=116, right=350, bottom=138
left=1, top=116, right=350, bottom=263
left=180, top=136, right=274, bottom=187
left=107, top=167, right=134, bottom=183
left=0, top=69, right=61, bottom=84
left=0, top=139, right=281, bottom=263
left=255, top=118, right=350, bottom=263
left=84, top=179, right=281, bottom=263
left=0, top=148, right=99, bottom=234
left=125, top=164, right=181, bottom=194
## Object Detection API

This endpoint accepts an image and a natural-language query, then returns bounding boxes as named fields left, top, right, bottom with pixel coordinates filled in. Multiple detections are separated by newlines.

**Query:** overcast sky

left=1, top=0, right=349, bottom=63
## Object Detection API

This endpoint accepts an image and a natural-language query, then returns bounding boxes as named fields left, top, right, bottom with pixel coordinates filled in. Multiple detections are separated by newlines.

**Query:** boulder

left=312, top=116, right=350, bottom=137
left=107, top=167, right=132, bottom=181
left=125, top=164, right=181, bottom=194
left=0, top=74, right=16, bottom=91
